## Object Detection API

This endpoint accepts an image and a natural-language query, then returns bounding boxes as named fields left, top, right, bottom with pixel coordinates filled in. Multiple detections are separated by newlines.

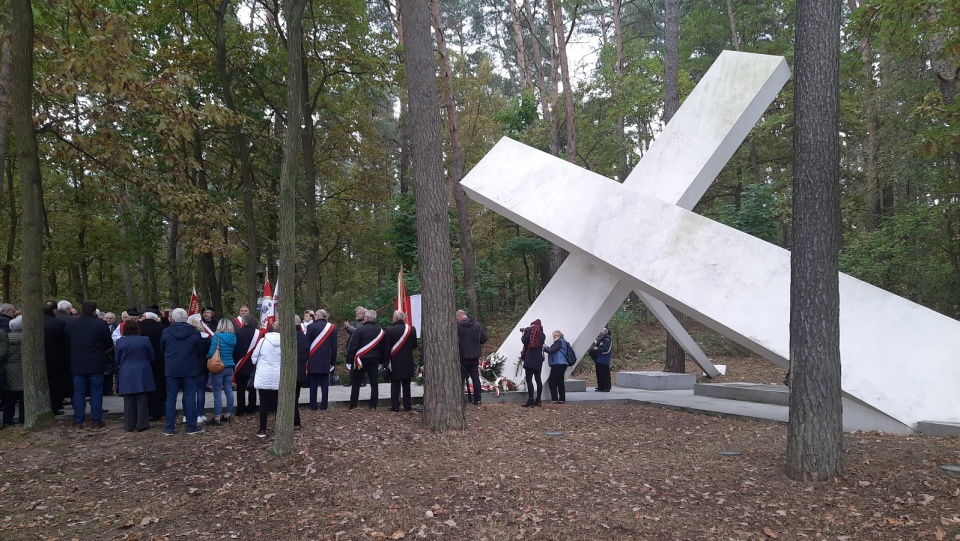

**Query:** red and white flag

left=188, top=287, right=200, bottom=316
left=260, top=277, right=275, bottom=330
left=395, top=266, right=412, bottom=319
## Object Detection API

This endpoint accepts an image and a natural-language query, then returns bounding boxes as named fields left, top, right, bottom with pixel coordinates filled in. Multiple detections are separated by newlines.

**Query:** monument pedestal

left=564, top=379, right=587, bottom=392
left=617, top=371, right=695, bottom=391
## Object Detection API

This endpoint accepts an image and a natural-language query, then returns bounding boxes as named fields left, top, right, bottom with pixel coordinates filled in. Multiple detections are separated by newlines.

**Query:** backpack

left=562, top=339, right=576, bottom=366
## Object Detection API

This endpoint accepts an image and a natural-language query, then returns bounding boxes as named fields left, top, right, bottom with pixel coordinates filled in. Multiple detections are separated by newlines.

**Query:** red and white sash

left=354, top=329, right=384, bottom=369
left=234, top=316, right=244, bottom=328
left=390, top=324, right=412, bottom=358
left=232, top=333, right=262, bottom=383
left=201, top=320, right=215, bottom=336
left=309, top=322, right=336, bottom=357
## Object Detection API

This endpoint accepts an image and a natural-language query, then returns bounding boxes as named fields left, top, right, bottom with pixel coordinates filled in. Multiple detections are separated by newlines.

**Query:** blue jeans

left=195, top=373, right=207, bottom=418
left=73, top=373, right=104, bottom=425
left=211, top=366, right=235, bottom=417
left=165, top=375, right=198, bottom=432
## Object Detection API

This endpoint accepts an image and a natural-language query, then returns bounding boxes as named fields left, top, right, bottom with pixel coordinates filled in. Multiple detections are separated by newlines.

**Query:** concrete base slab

left=565, top=379, right=587, bottom=392
left=695, top=382, right=788, bottom=406
left=917, top=421, right=960, bottom=437
left=617, top=371, right=695, bottom=390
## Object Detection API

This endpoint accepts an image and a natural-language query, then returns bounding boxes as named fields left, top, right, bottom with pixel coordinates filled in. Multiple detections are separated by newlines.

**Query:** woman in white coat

left=251, top=319, right=301, bottom=437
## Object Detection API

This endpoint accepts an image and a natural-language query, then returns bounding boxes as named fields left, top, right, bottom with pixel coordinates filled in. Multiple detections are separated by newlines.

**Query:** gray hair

left=294, top=315, right=302, bottom=325
left=393, top=310, right=406, bottom=321
left=456, top=309, right=467, bottom=318
left=364, top=309, right=377, bottom=321
left=170, top=308, right=188, bottom=323
left=143, top=311, right=160, bottom=321
left=242, top=314, right=257, bottom=327
left=215, top=318, right=235, bottom=334
left=57, top=300, right=72, bottom=311
left=0, top=303, right=15, bottom=316
left=316, top=309, right=329, bottom=319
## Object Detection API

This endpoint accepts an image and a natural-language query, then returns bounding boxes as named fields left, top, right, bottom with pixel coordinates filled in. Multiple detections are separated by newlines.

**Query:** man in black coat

left=232, top=314, right=259, bottom=415
left=140, top=310, right=166, bottom=420
left=456, top=309, right=488, bottom=406
left=64, top=300, right=113, bottom=429
left=384, top=310, right=418, bottom=412
left=346, top=309, right=385, bottom=410
left=42, top=301, right=68, bottom=414
left=305, top=309, right=338, bottom=410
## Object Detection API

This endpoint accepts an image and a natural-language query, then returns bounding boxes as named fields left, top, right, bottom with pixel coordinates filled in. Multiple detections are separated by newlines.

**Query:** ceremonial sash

left=309, top=322, right=335, bottom=357
left=234, top=316, right=244, bottom=328
left=389, top=324, right=412, bottom=358
left=354, top=329, right=384, bottom=369
left=201, top=321, right=215, bottom=336
left=232, top=333, right=262, bottom=383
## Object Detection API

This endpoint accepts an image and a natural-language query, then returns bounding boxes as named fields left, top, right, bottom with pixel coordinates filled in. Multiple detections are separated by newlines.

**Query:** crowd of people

left=0, top=299, right=615, bottom=434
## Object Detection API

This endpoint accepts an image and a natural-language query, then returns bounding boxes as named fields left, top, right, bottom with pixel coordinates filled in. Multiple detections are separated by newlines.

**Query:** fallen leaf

left=444, top=519, right=457, bottom=527
left=935, top=528, right=945, bottom=541
left=390, top=531, right=406, bottom=539
left=763, top=526, right=777, bottom=538
left=139, top=517, right=158, bottom=527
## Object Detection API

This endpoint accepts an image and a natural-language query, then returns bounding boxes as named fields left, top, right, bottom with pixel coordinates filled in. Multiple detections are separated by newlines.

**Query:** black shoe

left=348, top=405, right=357, bottom=410
left=137, top=425, right=151, bottom=432
left=54, top=410, right=65, bottom=415
left=522, top=399, right=535, bottom=408
left=390, top=407, right=399, bottom=412
left=369, top=405, right=377, bottom=410
left=256, top=429, right=266, bottom=438
left=534, top=399, right=542, bottom=407
left=102, top=409, right=110, bottom=414
left=207, top=418, right=223, bottom=427
left=473, top=402, right=481, bottom=407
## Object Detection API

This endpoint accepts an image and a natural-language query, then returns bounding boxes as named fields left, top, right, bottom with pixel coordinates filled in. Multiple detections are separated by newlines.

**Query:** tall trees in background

left=400, top=0, right=466, bottom=431
left=788, top=0, right=843, bottom=480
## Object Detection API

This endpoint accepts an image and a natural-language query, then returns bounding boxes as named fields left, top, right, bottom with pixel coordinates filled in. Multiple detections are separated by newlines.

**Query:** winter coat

left=64, top=315, right=113, bottom=375
left=252, top=332, right=281, bottom=390
left=207, top=332, right=237, bottom=367
left=544, top=338, right=572, bottom=367
left=456, top=318, right=487, bottom=360
left=384, top=321, right=418, bottom=380
left=43, top=313, right=67, bottom=374
left=346, top=321, right=385, bottom=368
left=233, top=325, right=259, bottom=377
left=0, top=314, right=11, bottom=333
left=0, top=329, right=7, bottom=374
left=592, top=335, right=612, bottom=365
left=4, top=329, right=22, bottom=391
left=521, top=326, right=546, bottom=371
left=305, top=319, right=338, bottom=374
left=160, top=322, right=205, bottom=378
left=116, top=335, right=156, bottom=394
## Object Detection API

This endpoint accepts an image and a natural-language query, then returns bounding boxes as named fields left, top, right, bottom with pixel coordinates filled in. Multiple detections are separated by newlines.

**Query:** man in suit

left=384, top=310, right=417, bottom=412
left=64, top=301, right=113, bottom=429
left=305, top=309, right=337, bottom=410
left=346, top=310, right=385, bottom=410
left=43, top=301, right=68, bottom=414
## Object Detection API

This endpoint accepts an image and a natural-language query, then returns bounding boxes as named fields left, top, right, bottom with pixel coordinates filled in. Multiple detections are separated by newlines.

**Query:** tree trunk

left=524, top=0, right=558, bottom=157
left=272, top=0, right=306, bottom=457
left=508, top=0, right=531, bottom=90
left=431, top=0, right=479, bottom=319
left=302, top=52, right=320, bottom=310
left=0, top=28, right=11, bottom=210
left=212, top=0, right=260, bottom=311
left=4, top=160, right=16, bottom=302
left=613, top=0, right=628, bottom=181
left=551, top=0, right=576, bottom=165
left=400, top=0, right=466, bottom=432
left=662, top=0, right=685, bottom=374
left=11, top=0, right=51, bottom=427
left=923, top=5, right=960, bottom=186
left=787, top=0, right=843, bottom=482
left=167, top=217, right=181, bottom=307
left=725, top=0, right=741, bottom=51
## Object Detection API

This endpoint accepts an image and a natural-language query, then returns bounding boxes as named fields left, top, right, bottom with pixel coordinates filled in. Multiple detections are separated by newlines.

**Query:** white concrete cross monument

left=462, top=55, right=960, bottom=432
left=488, top=51, right=791, bottom=385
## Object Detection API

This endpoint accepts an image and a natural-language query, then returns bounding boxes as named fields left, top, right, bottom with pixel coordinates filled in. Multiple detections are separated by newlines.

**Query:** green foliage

left=721, top=184, right=782, bottom=244
left=494, top=89, right=538, bottom=136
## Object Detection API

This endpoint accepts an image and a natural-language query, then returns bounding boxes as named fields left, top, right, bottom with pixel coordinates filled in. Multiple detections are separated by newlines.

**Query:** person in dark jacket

left=520, top=319, right=546, bottom=407
left=159, top=308, right=206, bottom=436
left=115, top=320, right=156, bottom=432
left=139, top=310, right=166, bottom=420
left=2, top=316, right=24, bottom=426
left=232, top=314, right=259, bottom=415
left=43, top=301, right=69, bottom=414
left=346, top=309, right=385, bottom=410
left=305, top=309, right=337, bottom=410
left=295, top=316, right=309, bottom=422
left=64, top=301, right=113, bottom=429
left=0, top=303, right=16, bottom=332
left=456, top=309, right=487, bottom=406
left=543, top=330, right=573, bottom=404
left=589, top=328, right=613, bottom=392
left=385, top=310, right=418, bottom=412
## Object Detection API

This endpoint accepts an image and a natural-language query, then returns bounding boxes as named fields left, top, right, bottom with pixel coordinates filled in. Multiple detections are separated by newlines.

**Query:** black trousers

left=349, top=360, right=380, bottom=408
left=257, top=388, right=301, bottom=432
left=123, top=393, right=150, bottom=431
left=236, top=374, right=257, bottom=413
left=1, top=390, right=24, bottom=425
left=391, top=379, right=412, bottom=410
left=524, top=368, right=542, bottom=400
left=547, top=365, right=567, bottom=402
left=460, top=358, right=482, bottom=404
left=596, top=363, right=611, bottom=391
left=308, top=373, right=329, bottom=410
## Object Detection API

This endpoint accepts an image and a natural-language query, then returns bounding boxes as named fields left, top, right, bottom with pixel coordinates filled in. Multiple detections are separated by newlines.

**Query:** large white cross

left=488, top=51, right=790, bottom=382
left=462, top=55, right=960, bottom=430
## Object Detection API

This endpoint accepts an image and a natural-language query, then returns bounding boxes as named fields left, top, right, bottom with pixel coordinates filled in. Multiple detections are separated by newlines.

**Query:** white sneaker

left=197, top=416, right=206, bottom=425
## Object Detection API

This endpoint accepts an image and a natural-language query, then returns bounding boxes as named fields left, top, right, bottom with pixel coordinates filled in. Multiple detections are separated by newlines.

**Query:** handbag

left=207, top=337, right=225, bottom=374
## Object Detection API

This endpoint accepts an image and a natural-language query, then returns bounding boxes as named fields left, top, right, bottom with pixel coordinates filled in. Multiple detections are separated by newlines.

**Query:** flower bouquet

left=478, top=353, right=518, bottom=396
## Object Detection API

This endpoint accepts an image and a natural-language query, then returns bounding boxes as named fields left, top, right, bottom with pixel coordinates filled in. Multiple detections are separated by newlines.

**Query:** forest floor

left=1, top=319, right=958, bottom=540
